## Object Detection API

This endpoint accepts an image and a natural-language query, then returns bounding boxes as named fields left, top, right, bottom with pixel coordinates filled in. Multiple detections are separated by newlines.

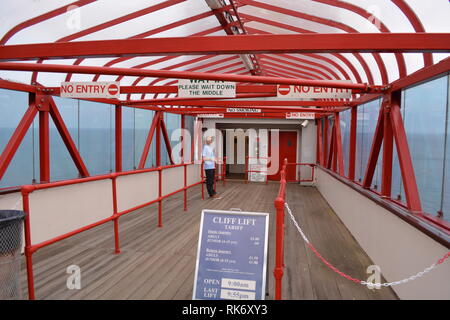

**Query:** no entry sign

left=60, top=82, right=120, bottom=99
left=277, top=83, right=352, bottom=99
left=286, top=112, right=316, bottom=119
left=193, top=209, right=269, bottom=300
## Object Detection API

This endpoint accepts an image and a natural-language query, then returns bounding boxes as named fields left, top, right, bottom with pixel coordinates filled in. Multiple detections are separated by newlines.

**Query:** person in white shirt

left=202, top=136, right=219, bottom=198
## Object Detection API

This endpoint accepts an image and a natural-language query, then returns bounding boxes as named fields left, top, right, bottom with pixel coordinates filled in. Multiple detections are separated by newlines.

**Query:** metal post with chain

left=284, top=202, right=450, bottom=288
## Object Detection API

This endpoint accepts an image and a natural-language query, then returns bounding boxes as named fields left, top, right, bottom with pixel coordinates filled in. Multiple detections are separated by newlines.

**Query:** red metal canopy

left=0, top=0, right=448, bottom=104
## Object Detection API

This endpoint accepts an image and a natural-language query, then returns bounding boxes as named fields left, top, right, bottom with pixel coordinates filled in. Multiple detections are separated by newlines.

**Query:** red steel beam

left=390, top=98, right=422, bottom=212
left=126, top=100, right=350, bottom=107
left=327, top=123, right=335, bottom=169
left=48, top=97, right=89, bottom=177
left=1, top=34, right=448, bottom=61
left=0, top=78, right=36, bottom=92
left=115, top=105, right=122, bottom=172
left=236, top=7, right=377, bottom=84
left=334, top=112, right=345, bottom=175
left=246, top=26, right=362, bottom=83
left=362, top=106, right=384, bottom=189
left=352, top=57, right=450, bottom=107
left=313, top=0, right=407, bottom=79
left=317, top=119, right=323, bottom=165
left=391, top=0, right=433, bottom=67
left=0, top=0, right=96, bottom=45
left=37, top=94, right=50, bottom=183
left=348, top=106, right=357, bottom=181
left=0, top=102, right=38, bottom=180
left=160, top=115, right=175, bottom=165
left=0, top=62, right=377, bottom=91
left=381, top=97, right=394, bottom=197
left=138, top=111, right=160, bottom=169
left=323, top=118, right=329, bottom=166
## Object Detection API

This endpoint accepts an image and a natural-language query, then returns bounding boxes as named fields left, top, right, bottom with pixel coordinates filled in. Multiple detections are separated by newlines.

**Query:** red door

left=268, top=131, right=297, bottom=181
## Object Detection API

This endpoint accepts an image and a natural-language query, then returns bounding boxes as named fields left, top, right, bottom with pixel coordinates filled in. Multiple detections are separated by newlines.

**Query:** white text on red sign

left=60, top=82, right=120, bottom=99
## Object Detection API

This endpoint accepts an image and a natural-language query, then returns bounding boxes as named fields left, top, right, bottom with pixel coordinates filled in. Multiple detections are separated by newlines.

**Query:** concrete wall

left=315, top=167, right=450, bottom=300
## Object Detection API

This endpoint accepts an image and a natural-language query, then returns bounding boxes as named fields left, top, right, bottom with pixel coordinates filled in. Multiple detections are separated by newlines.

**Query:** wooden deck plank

left=19, top=181, right=397, bottom=300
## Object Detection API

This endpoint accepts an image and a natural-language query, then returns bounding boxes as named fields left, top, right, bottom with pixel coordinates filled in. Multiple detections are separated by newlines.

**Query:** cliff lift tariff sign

left=193, top=209, right=269, bottom=300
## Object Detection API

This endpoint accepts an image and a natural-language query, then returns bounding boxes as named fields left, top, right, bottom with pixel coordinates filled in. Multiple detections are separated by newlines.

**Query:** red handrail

left=273, top=158, right=287, bottom=300
left=273, top=161, right=316, bottom=300
left=21, top=161, right=205, bottom=300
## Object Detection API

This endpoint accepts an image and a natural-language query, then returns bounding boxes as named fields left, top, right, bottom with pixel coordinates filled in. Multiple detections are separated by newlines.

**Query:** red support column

left=156, top=112, right=162, bottom=227
left=323, top=118, right=329, bottom=166
left=390, top=100, right=422, bottom=212
left=0, top=103, right=37, bottom=180
left=181, top=115, right=185, bottom=163
left=115, top=105, right=122, bottom=172
left=348, top=107, right=357, bottom=181
left=111, top=174, right=120, bottom=254
left=332, top=130, right=337, bottom=172
left=381, top=96, right=394, bottom=197
left=49, top=97, right=89, bottom=177
left=327, top=124, right=334, bottom=169
left=223, top=156, right=227, bottom=186
left=138, top=111, right=160, bottom=169
left=362, top=106, right=385, bottom=189
left=334, top=112, right=345, bottom=176
left=273, top=196, right=285, bottom=300
left=160, top=114, right=175, bottom=165
left=37, top=93, right=50, bottom=183
left=181, top=115, right=188, bottom=211
left=316, top=119, right=322, bottom=165
left=22, top=187, right=35, bottom=300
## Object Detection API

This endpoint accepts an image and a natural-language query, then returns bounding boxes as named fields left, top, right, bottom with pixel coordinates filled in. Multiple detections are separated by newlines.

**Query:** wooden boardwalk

left=20, top=181, right=397, bottom=300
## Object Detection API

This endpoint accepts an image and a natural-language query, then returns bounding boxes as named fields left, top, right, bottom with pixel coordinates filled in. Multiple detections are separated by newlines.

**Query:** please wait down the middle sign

left=178, top=79, right=236, bottom=98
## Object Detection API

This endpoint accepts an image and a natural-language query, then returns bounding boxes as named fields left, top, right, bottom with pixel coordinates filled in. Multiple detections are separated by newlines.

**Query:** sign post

left=193, top=209, right=269, bottom=300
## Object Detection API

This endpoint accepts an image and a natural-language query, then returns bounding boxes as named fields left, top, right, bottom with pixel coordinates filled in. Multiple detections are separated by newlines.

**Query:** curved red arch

left=238, top=1, right=384, bottom=84
left=0, top=0, right=96, bottom=45
left=391, top=0, right=433, bottom=67
left=313, top=0, right=407, bottom=79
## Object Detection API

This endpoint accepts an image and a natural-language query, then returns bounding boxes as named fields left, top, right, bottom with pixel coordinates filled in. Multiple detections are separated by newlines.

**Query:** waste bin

left=0, top=210, right=25, bottom=300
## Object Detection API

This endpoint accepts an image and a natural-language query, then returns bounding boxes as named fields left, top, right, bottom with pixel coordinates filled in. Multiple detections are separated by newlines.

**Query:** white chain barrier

left=284, top=202, right=450, bottom=288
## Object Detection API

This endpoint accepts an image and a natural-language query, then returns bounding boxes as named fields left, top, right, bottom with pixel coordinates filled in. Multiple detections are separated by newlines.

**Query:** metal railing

left=21, top=162, right=205, bottom=300
left=273, top=160, right=316, bottom=300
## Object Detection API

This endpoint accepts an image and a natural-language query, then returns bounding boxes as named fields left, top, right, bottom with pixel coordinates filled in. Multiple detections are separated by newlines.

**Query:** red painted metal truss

left=0, top=0, right=439, bottom=88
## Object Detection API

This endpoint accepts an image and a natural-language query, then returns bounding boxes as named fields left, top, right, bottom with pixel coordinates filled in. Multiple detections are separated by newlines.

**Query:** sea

left=0, top=127, right=448, bottom=222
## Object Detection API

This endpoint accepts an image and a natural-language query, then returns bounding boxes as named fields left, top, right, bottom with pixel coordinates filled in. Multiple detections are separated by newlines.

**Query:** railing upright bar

left=273, top=158, right=287, bottom=300
left=111, top=173, right=120, bottom=254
